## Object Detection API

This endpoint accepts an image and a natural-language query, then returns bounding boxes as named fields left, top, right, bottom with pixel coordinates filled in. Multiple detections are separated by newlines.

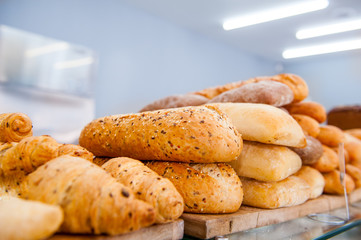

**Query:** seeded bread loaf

left=79, top=105, right=242, bottom=163
left=146, top=161, right=243, bottom=213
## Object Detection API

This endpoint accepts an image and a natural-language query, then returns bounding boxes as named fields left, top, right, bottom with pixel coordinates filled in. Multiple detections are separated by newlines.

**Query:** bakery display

left=0, top=113, right=33, bottom=142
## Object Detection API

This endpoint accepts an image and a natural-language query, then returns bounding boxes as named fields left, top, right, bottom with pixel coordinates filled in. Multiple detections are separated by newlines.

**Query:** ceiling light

left=223, top=0, right=329, bottom=31
left=282, top=39, right=361, bottom=59
left=25, top=43, right=69, bottom=57
left=54, top=57, right=94, bottom=69
left=296, top=19, right=361, bottom=39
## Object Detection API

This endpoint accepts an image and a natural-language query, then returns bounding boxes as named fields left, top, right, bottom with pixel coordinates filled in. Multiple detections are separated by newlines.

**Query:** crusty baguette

left=311, top=145, right=339, bottom=173
left=102, top=157, right=184, bottom=223
left=293, top=166, right=325, bottom=199
left=290, top=136, right=323, bottom=165
left=139, top=94, right=209, bottom=112
left=0, top=136, right=93, bottom=176
left=209, top=103, right=306, bottom=147
left=0, top=113, right=33, bottom=142
left=146, top=161, right=243, bottom=213
left=208, top=80, right=294, bottom=107
left=323, top=170, right=355, bottom=195
left=79, top=105, right=242, bottom=163
left=22, top=156, right=155, bottom=235
left=240, top=176, right=310, bottom=209
left=0, top=196, right=63, bottom=240
left=230, top=141, right=301, bottom=182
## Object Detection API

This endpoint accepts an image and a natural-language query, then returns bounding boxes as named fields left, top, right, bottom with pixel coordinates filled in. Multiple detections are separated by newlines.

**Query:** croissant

left=0, top=113, right=33, bottom=142
left=0, top=135, right=93, bottom=176
left=102, top=157, right=184, bottom=223
left=22, top=156, right=156, bottom=235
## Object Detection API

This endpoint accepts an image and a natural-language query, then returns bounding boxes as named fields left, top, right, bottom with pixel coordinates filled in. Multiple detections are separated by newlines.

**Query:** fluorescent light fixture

left=54, top=57, right=94, bottom=69
left=282, top=39, right=361, bottom=59
left=296, top=19, right=361, bottom=39
left=25, top=42, right=69, bottom=57
left=223, top=0, right=329, bottom=31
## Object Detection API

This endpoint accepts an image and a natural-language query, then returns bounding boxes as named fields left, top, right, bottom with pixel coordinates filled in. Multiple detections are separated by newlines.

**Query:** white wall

left=0, top=0, right=276, bottom=117
left=283, top=52, right=361, bottom=112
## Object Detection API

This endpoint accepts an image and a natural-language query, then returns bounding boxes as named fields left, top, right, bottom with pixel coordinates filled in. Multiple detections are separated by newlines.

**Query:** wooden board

left=50, top=219, right=184, bottom=240
left=181, top=188, right=361, bottom=239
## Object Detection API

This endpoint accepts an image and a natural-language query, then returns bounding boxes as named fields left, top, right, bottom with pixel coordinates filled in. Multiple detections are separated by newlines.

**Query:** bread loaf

left=317, top=125, right=345, bottom=148
left=79, top=105, right=242, bottom=163
left=102, top=157, right=184, bottom=223
left=346, top=164, right=361, bottom=188
left=285, top=101, right=327, bottom=123
left=0, top=113, right=33, bottom=142
left=291, top=114, right=320, bottom=138
left=323, top=170, right=355, bottom=195
left=208, top=80, right=294, bottom=107
left=293, top=166, right=325, bottom=199
left=230, top=141, right=301, bottom=182
left=240, top=176, right=310, bottom=209
left=0, top=196, right=63, bottom=240
left=311, top=145, right=339, bottom=173
left=344, top=133, right=361, bottom=166
left=146, top=161, right=243, bottom=213
left=22, top=156, right=155, bottom=235
left=327, top=105, right=361, bottom=130
left=210, top=103, right=306, bottom=147
left=290, top=136, right=323, bottom=165
left=139, top=94, right=209, bottom=112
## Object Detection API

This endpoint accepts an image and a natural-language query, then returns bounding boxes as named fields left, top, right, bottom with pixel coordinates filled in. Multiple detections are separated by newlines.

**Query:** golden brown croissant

left=102, top=157, right=184, bottom=223
left=22, top=156, right=156, bottom=235
left=0, top=113, right=33, bottom=142
left=0, top=135, right=94, bottom=176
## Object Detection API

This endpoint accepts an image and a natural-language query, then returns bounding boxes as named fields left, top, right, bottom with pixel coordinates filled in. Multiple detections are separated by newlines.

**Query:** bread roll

left=208, top=80, right=294, bottom=107
left=323, top=170, right=355, bottom=195
left=0, top=113, right=33, bottom=142
left=285, top=101, right=327, bottom=123
left=210, top=103, right=306, bottom=147
left=291, top=114, right=320, bottom=138
left=240, top=176, right=310, bottom=209
left=317, top=125, right=345, bottom=148
left=230, top=141, right=301, bottom=182
left=79, top=105, right=242, bottom=163
left=22, top=156, right=156, bottom=235
left=311, top=145, right=339, bottom=173
left=344, top=133, right=361, bottom=166
left=333, top=145, right=350, bottom=164
left=290, top=136, right=323, bottom=165
left=0, top=196, right=63, bottom=240
left=102, top=157, right=184, bottom=223
left=139, top=94, right=209, bottom=112
left=345, top=128, right=361, bottom=141
left=146, top=161, right=243, bottom=213
left=293, top=166, right=325, bottom=199
left=346, top=164, right=361, bottom=188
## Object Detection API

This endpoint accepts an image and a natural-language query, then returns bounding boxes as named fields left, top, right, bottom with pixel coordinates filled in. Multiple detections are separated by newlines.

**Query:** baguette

left=0, top=113, right=33, bottom=142
left=210, top=103, right=306, bottom=147
left=102, top=157, right=184, bottom=223
left=79, top=105, right=242, bottom=163
left=240, top=176, right=310, bottom=209
left=146, top=161, right=243, bottom=213
left=22, top=156, right=155, bottom=235
left=0, top=136, right=93, bottom=176
left=230, top=141, right=301, bottom=182
left=293, top=166, right=325, bottom=199
left=0, top=196, right=63, bottom=240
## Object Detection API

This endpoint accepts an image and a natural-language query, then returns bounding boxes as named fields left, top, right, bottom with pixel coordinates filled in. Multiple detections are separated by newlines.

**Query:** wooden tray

left=50, top=219, right=184, bottom=240
left=181, top=188, right=361, bottom=239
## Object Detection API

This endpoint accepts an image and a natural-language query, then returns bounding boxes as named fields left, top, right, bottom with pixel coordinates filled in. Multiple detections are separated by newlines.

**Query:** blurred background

left=0, top=0, right=360, bottom=143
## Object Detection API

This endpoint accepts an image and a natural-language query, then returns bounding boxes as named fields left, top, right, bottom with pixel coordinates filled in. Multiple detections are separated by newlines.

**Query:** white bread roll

left=210, top=103, right=306, bottom=148
left=293, top=166, right=325, bottom=199
left=230, top=141, right=302, bottom=182
left=240, top=176, right=310, bottom=209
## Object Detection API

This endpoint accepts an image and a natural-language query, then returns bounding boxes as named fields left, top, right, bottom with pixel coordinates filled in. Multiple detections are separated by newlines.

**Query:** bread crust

left=146, top=161, right=243, bottom=213
left=291, top=114, right=320, bottom=138
left=285, top=101, right=327, bottom=123
left=139, top=94, right=209, bottom=112
left=208, top=80, right=294, bottom=107
left=79, top=105, right=242, bottom=163
left=102, top=157, right=184, bottom=223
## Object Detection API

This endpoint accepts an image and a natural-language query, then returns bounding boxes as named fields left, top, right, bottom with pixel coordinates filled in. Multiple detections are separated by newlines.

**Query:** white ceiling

left=122, top=0, right=361, bottom=62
